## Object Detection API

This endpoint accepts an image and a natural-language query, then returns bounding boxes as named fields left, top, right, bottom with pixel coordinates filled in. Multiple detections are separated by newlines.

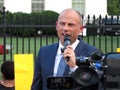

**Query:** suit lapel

left=74, top=40, right=85, bottom=56
left=48, top=43, right=59, bottom=76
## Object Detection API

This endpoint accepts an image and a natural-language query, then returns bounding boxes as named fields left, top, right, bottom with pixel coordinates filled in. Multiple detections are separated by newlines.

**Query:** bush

left=1, top=11, right=59, bottom=36
left=32, top=10, right=59, bottom=35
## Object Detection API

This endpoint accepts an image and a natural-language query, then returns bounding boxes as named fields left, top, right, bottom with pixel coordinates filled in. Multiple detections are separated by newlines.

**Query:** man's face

left=56, top=10, right=83, bottom=45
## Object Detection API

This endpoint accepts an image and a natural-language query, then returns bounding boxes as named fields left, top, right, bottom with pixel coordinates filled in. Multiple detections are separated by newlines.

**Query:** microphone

left=61, top=34, right=71, bottom=61
left=64, top=34, right=71, bottom=47
left=61, top=34, right=71, bottom=52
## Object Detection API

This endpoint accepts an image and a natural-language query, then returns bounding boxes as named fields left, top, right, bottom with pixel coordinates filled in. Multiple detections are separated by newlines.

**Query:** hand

left=62, top=45, right=77, bottom=68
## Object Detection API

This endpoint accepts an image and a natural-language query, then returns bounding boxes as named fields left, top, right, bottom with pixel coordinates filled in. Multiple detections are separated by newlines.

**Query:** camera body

left=47, top=52, right=120, bottom=90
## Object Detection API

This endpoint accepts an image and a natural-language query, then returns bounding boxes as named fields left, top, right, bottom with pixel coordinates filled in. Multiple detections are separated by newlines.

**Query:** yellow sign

left=117, top=48, right=120, bottom=52
left=14, top=54, right=34, bottom=90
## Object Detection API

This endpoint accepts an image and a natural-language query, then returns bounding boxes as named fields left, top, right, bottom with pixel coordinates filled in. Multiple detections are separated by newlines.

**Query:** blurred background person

left=0, top=61, right=15, bottom=90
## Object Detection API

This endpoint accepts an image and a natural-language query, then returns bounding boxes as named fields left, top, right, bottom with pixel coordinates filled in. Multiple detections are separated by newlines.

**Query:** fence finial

left=0, top=6, right=8, bottom=15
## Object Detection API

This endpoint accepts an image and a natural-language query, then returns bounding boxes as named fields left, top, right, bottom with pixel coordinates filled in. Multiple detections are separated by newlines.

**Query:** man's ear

left=79, top=25, right=84, bottom=34
left=56, top=21, right=58, bottom=26
left=80, top=25, right=84, bottom=31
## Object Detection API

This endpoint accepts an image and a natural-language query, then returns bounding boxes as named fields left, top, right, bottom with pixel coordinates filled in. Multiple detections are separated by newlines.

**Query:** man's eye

left=60, top=22, right=65, bottom=25
left=69, top=24, right=75, bottom=27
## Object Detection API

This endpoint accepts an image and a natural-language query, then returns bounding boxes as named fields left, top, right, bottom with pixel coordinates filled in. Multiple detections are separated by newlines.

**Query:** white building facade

left=3, top=0, right=107, bottom=16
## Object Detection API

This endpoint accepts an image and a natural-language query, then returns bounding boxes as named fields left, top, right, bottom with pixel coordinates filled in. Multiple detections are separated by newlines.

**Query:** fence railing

left=0, top=7, right=120, bottom=62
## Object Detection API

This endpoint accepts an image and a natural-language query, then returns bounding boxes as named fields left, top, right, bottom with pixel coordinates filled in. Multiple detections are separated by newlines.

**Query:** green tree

left=32, top=10, right=59, bottom=35
left=107, top=0, right=120, bottom=15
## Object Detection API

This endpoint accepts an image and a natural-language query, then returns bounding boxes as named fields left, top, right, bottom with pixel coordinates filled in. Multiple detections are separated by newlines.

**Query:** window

left=0, top=0, right=4, bottom=10
left=72, top=0, right=85, bottom=15
left=32, top=0, right=44, bottom=12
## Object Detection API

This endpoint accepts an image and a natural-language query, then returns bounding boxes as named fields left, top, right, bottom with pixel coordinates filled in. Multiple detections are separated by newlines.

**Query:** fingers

left=63, top=45, right=77, bottom=68
left=63, top=46, right=74, bottom=59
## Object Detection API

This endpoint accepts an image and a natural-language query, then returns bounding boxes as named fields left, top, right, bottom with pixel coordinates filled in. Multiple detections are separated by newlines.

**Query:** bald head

left=56, top=8, right=83, bottom=44
left=57, top=9, right=82, bottom=24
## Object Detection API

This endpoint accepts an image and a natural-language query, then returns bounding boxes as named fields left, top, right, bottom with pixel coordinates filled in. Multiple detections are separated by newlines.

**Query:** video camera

left=47, top=52, right=120, bottom=90
left=47, top=35, right=120, bottom=90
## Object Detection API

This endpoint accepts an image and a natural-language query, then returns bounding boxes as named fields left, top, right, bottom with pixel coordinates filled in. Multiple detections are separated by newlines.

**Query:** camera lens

left=79, top=72, right=92, bottom=82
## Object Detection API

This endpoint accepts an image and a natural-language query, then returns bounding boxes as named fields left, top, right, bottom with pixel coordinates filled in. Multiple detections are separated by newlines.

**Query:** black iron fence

left=0, top=7, right=120, bottom=62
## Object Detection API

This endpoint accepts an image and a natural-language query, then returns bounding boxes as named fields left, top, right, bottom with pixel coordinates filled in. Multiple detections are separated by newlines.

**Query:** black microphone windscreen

left=64, top=34, right=70, bottom=41
left=64, top=34, right=71, bottom=46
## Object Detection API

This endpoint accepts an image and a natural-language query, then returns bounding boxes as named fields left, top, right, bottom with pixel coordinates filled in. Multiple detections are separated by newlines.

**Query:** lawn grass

left=0, top=36, right=120, bottom=61
left=0, top=36, right=59, bottom=63
left=82, top=36, right=120, bottom=53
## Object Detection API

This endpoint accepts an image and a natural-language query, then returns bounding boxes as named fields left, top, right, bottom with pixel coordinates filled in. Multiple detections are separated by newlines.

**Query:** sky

left=4, top=0, right=31, bottom=13
left=4, top=0, right=107, bottom=17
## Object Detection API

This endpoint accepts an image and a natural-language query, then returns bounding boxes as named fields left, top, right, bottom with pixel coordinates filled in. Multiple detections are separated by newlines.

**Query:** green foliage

left=40, top=10, right=59, bottom=35
left=31, top=10, right=59, bottom=35
left=0, top=15, right=3, bottom=24
left=31, top=12, right=41, bottom=25
left=7, top=12, right=35, bottom=36
left=107, top=0, right=120, bottom=15
left=1, top=10, right=59, bottom=36
left=40, top=10, right=59, bottom=25
left=11, top=12, right=31, bottom=24
left=6, top=12, right=13, bottom=24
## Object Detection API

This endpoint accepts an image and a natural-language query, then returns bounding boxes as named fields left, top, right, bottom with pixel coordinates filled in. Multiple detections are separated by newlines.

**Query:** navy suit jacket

left=31, top=39, right=97, bottom=90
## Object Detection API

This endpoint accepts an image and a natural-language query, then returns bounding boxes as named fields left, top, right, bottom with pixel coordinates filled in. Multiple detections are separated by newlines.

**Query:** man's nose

left=63, top=24, right=69, bottom=31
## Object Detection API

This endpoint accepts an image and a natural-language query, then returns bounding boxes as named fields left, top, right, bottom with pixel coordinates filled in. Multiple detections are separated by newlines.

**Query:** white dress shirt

left=53, top=39, right=80, bottom=76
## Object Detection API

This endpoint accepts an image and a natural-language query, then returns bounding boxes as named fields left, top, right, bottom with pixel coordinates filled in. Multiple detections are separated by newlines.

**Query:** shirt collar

left=57, top=39, right=80, bottom=55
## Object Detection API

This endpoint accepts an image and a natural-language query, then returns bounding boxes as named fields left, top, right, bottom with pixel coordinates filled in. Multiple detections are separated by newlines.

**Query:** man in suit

left=31, top=8, right=102, bottom=90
